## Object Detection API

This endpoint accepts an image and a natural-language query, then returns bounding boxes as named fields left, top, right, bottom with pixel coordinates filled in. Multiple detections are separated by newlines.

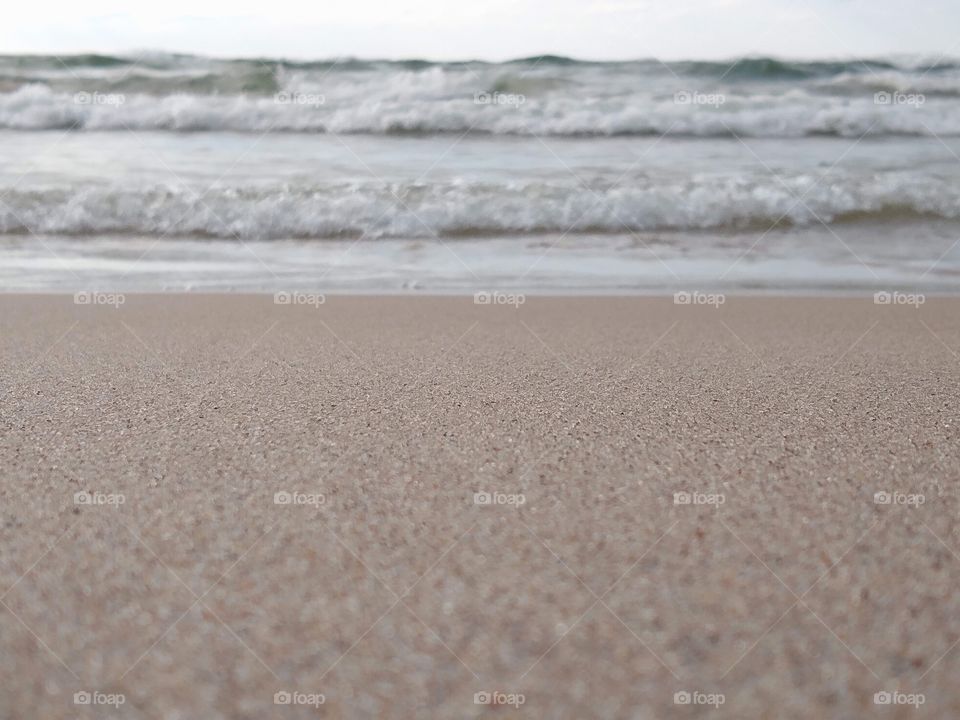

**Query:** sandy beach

left=2, top=294, right=959, bottom=719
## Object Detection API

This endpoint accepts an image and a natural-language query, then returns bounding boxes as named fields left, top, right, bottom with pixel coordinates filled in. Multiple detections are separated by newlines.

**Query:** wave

left=2, top=84, right=959, bottom=136
left=3, top=53, right=136, bottom=69
left=668, top=57, right=960, bottom=79
left=0, top=70, right=280, bottom=96
left=2, top=173, right=957, bottom=239
left=2, top=51, right=959, bottom=136
left=2, top=52, right=956, bottom=75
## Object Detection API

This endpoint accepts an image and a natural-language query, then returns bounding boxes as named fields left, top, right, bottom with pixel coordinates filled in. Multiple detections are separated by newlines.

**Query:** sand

left=1, top=294, right=958, bottom=719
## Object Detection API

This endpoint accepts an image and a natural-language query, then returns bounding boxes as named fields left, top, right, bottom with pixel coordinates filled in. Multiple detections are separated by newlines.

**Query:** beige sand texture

left=1, top=294, right=959, bottom=719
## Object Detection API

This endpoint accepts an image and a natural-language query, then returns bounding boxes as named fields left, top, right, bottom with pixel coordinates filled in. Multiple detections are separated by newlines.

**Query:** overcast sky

left=3, top=0, right=958, bottom=61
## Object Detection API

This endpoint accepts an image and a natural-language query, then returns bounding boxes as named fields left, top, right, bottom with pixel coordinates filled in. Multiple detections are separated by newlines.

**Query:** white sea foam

left=1, top=83, right=959, bottom=136
left=2, top=172, right=957, bottom=239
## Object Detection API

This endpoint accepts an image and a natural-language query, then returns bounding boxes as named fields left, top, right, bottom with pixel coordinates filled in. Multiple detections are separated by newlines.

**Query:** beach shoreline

left=2, top=294, right=959, bottom=718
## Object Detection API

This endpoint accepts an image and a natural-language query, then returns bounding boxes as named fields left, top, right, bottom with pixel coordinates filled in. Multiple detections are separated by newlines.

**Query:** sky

left=2, top=0, right=958, bottom=61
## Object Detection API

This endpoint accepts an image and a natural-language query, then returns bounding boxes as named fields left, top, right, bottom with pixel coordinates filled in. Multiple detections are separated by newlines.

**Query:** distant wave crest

left=3, top=52, right=958, bottom=75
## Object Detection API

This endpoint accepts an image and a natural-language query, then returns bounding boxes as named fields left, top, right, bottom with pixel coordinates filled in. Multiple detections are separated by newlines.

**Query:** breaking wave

left=1, top=84, right=959, bottom=136
left=2, top=172, right=957, bottom=239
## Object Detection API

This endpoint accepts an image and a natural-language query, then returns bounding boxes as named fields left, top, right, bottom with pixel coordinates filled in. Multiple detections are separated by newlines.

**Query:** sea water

left=1, top=53, right=958, bottom=292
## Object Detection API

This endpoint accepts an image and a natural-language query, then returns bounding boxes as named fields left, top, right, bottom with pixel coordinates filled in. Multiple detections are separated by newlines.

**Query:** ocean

left=1, top=52, right=959, bottom=292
